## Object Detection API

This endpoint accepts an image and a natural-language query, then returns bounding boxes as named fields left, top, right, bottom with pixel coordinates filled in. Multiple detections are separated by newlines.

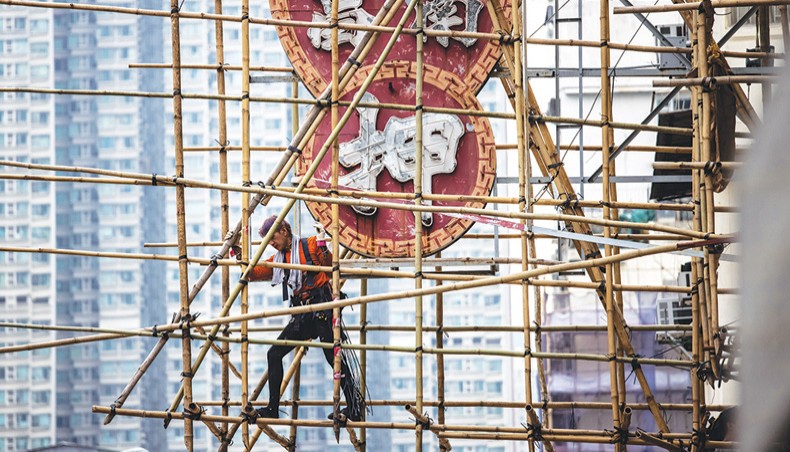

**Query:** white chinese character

left=338, top=93, right=465, bottom=227
left=418, top=0, right=484, bottom=47
left=308, top=0, right=375, bottom=51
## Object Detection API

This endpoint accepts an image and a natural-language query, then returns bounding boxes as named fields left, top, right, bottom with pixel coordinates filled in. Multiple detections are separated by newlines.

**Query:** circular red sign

left=270, top=0, right=509, bottom=97
left=297, top=61, right=496, bottom=257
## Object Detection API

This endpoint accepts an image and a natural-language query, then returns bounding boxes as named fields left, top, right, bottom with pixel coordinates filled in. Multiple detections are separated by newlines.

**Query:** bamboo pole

left=653, top=75, right=780, bottom=87
left=134, top=239, right=730, bottom=334
left=413, top=1, right=426, bottom=449
left=198, top=398, right=732, bottom=412
left=166, top=0, right=195, bottom=447
left=359, top=278, right=368, bottom=451
left=329, top=0, right=343, bottom=440
left=781, top=6, right=790, bottom=50
left=7, top=170, right=742, bottom=214
left=239, top=0, right=252, bottom=445
left=512, top=0, right=536, bottom=448
left=526, top=405, right=554, bottom=451
left=614, top=0, right=790, bottom=14
left=0, top=161, right=730, bottom=240
left=434, top=252, right=447, bottom=438
left=129, top=62, right=294, bottom=72
left=213, top=0, right=232, bottom=439
left=599, top=0, right=624, bottom=445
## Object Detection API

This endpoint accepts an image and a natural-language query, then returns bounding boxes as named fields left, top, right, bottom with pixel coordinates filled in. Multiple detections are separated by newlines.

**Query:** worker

left=226, top=215, right=365, bottom=421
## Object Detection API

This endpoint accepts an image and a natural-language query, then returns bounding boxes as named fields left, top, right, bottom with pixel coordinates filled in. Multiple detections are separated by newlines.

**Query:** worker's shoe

left=256, top=406, right=279, bottom=419
left=326, top=407, right=361, bottom=422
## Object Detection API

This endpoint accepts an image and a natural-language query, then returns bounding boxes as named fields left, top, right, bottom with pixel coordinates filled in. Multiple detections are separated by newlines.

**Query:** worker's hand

left=224, top=230, right=239, bottom=245
left=225, top=230, right=243, bottom=261
left=314, top=223, right=329, bottom=246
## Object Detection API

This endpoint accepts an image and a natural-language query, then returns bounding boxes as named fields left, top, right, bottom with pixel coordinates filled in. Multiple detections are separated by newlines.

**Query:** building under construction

left=0, top=0, right=784, bottom=450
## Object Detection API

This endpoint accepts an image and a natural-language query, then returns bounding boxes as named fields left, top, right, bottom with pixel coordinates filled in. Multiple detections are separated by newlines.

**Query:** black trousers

left=266, top=306, right=355, bottom=412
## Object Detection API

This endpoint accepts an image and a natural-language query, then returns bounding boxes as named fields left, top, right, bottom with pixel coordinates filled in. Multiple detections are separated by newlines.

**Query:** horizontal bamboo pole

left=183, top=146, right=286, bottom=152
left=228, top=323, right=694, bottom=333
left=196, top=399, right=733, bottom=412
left=0, top=86, right=701, bottom=134
left=652, top=162, right=743, bottom=171
left=0, top=321, right=697, bottom=368
left=0, top=0, right=503, bottom=43
left=614, top=0, right=790, bottom=14
left=0, top=160, right=726, bottom=239
left=635, top=429, right=684, bottom=451
left=129, top=63, right=294, bottom=73
left=91, top=404, right=722, bottom=444
left=654, top=75, right=781, bottom=87
left=558, top=144, right=692, bottom=153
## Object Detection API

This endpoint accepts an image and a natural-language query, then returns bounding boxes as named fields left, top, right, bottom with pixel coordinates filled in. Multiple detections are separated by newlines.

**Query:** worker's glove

left=225, top=230, right=243, bottom=261
left=314, top=223, right=328, bottom=247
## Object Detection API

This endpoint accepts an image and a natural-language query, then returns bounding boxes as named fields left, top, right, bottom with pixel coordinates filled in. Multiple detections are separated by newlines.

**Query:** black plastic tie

left=152, top=325, right=159, bottom=337
left=241, top=13, right=249, bottom=20
left=600, top=40, right=608, bottom=47
left=238, top=279, right=249, bottom=286
left=415, top=346, right=423, bottom=352
left=151, top=173, right=158, bottom=186
left=329, top=21, right=339, bottom=29
left=173, top=89, right=181, bottom=97
left=547, top=161, right=563, bottom=170
left=181, top=371, right=193, bottom=378
left=524, top=347, right=531, bottom=356
left=415, top=104, right=423, bottom=111
left=414, top=271, right=423, bottom=278
left=287, top=145, right=302, bottom=155
left=347, top=56, right=361, bottom=67
left=178, top=254, right=188, bottom=261
left=630, top=354, right=642, bottom=370
left=210, top=254, right=221, bottom=267
left=242, top=180, right=252, bottom=187
left=171, top=6, right=179, bottom=14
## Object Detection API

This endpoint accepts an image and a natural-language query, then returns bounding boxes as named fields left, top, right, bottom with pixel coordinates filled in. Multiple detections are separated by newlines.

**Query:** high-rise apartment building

left=1, top=8, right=58, bottom=451
left=1, top=2, right=167, bottom=450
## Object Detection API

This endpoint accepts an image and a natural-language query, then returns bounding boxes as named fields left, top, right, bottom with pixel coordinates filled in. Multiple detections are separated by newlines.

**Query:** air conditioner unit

left=656, top=263, right=692, bottom=349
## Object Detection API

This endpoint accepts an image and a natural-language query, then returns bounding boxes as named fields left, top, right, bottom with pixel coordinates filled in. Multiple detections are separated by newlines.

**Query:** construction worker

left=227, top=215, right=364, bottom=421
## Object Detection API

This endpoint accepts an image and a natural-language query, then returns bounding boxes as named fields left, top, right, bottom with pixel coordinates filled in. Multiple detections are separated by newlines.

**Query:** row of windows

left=0, top=366, right=51, bottom=382
left=0, top=389, right=50, bottom=405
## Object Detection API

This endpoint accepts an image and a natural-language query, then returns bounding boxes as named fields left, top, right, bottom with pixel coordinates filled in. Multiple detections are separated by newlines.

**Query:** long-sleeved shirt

left=248, top=236, right=331, bottom=296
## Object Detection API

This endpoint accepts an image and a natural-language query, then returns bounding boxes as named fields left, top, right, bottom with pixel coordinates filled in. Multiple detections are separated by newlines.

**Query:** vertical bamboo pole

left=168, top=0, right=194, bottom=449
left=611, top=173, right=628, bottom=431
left=359, top=278, right=368, bottom=451
left=329, top=0, right=343, bottom=441
left=780, top=6, right=790, bottom=50
left=239, top=0, right=252, bottom=445
left=414, top=1, right=426, bottom=449
left=512, top=0, right=534, bottom=451
left=600, top=1, right=622, bottom=448
left=689, top=18, right=704, bottom=451
left=522, top=5, right=550, bottom=434
left=696, top=4, right=716, bottom=365
left=168, top=0, right=194, bottom=448
left=213, top=0, right=231, bottom=440
left=435, top=253, right=446, bottom=434
left=759, top=5, right=773, bottom=103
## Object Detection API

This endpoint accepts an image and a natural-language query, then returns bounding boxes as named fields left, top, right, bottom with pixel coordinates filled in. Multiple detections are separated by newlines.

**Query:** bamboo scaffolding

left=0, top=0, right=747, bottom=447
